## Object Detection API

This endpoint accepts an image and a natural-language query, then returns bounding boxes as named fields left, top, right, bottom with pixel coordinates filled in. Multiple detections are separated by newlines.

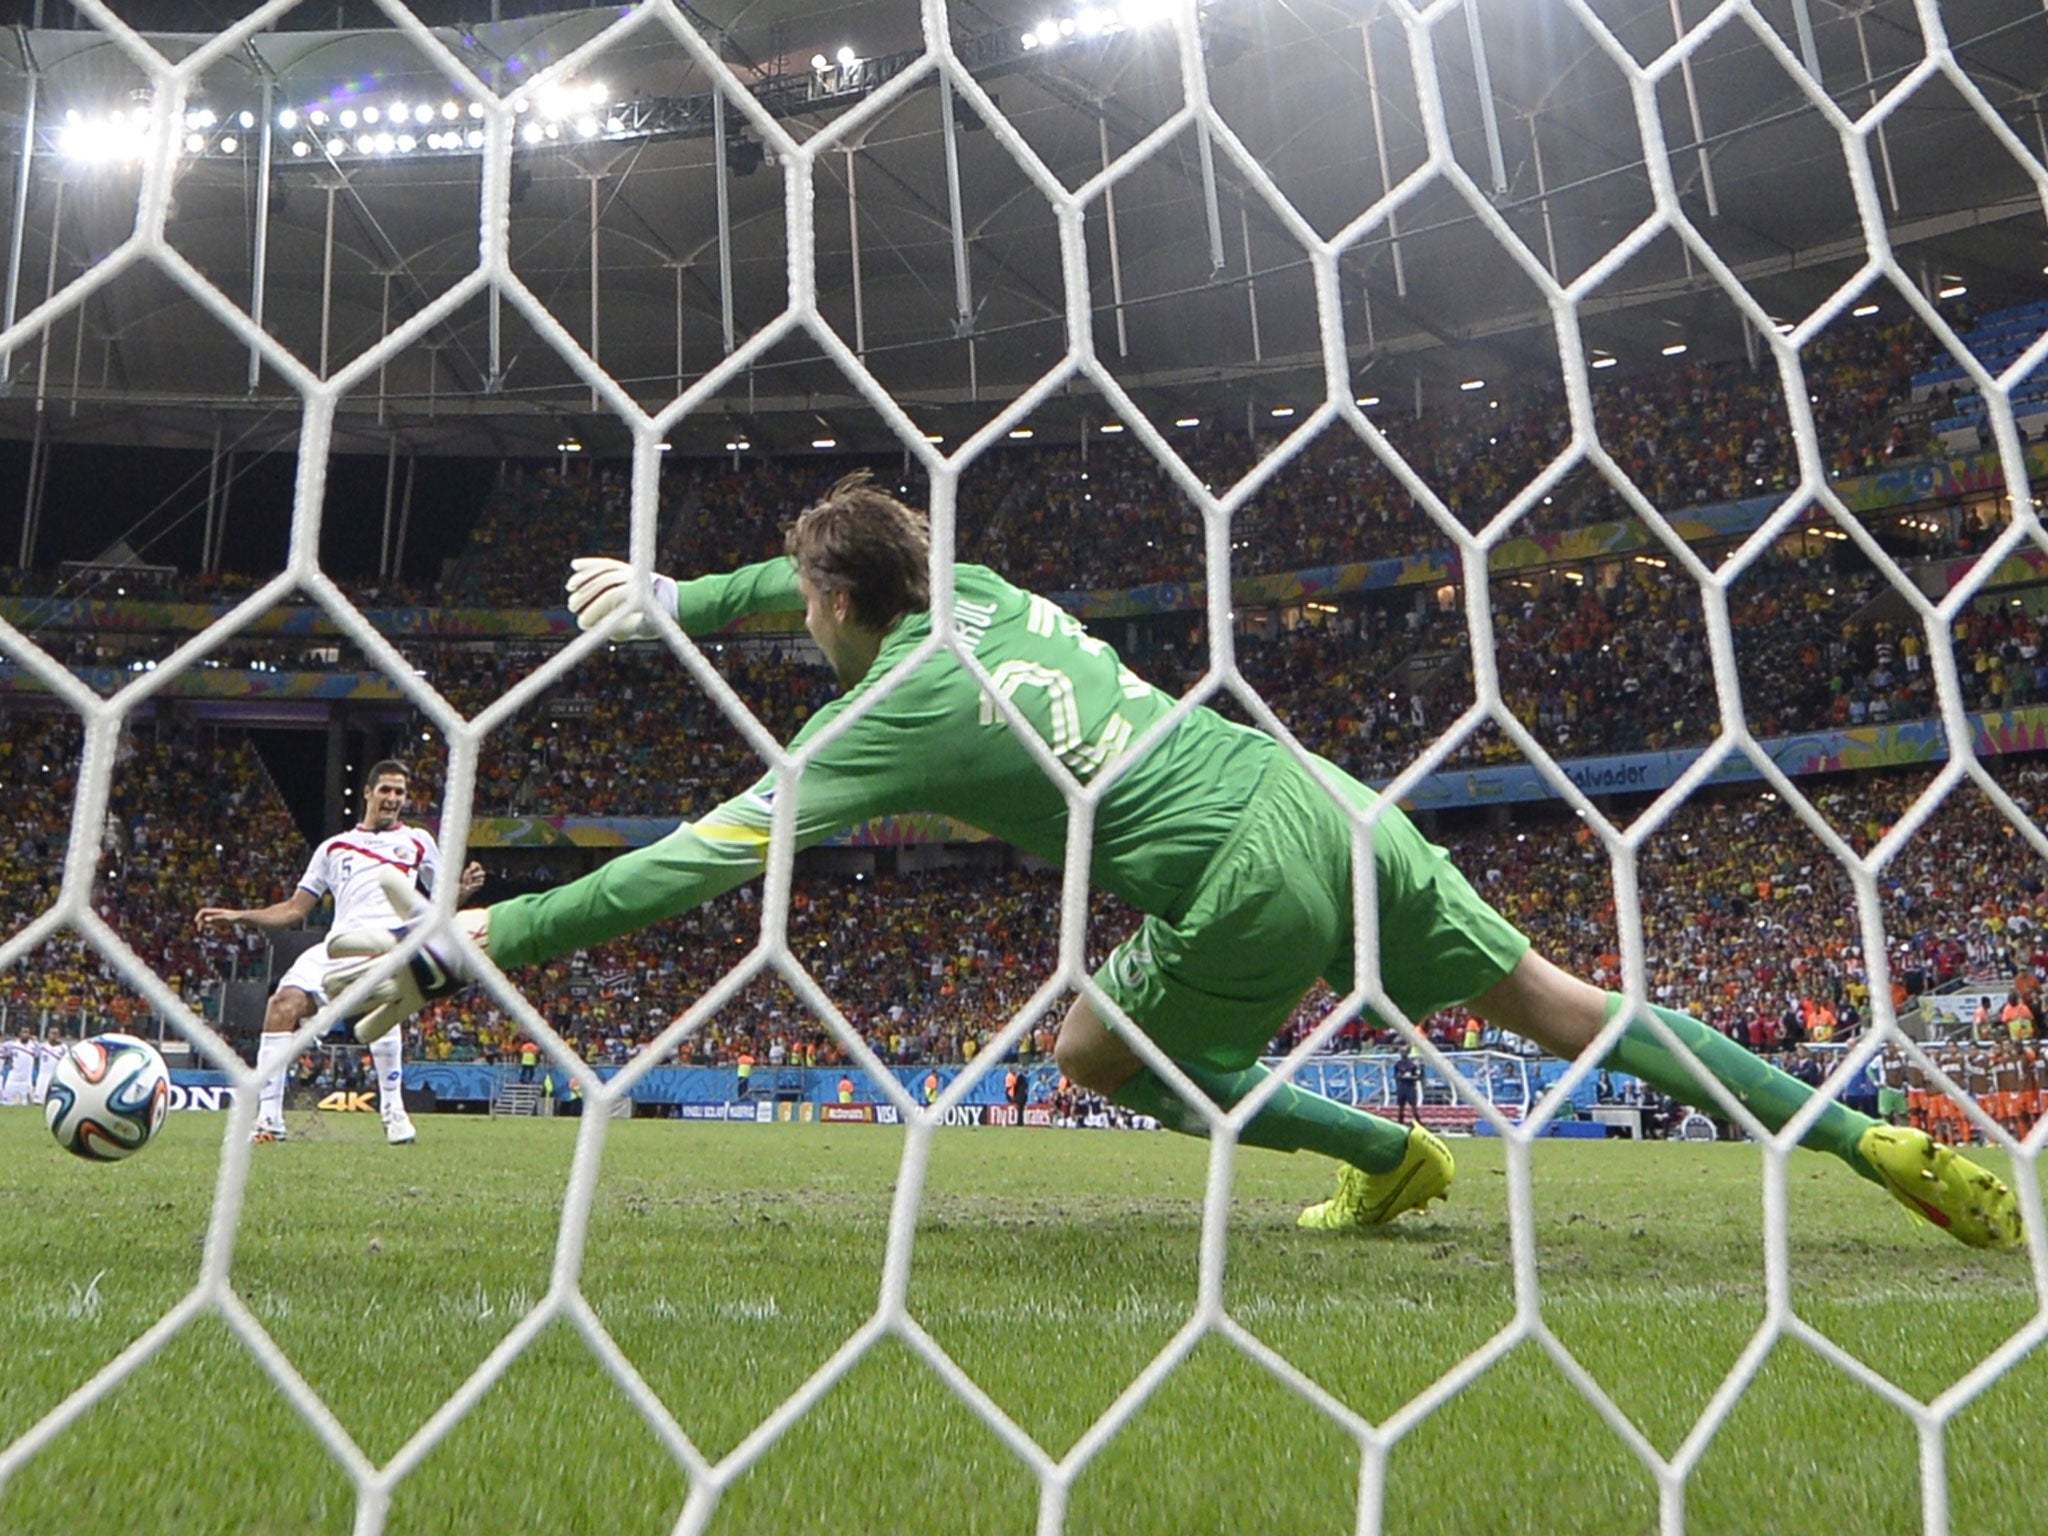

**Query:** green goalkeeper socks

left=1111, top=1062, right=1414, bottom=1174
left=1604, top=997, right=1879, bottom=1183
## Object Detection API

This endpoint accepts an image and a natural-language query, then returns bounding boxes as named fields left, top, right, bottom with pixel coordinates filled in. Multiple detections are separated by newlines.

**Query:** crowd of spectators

left=430, top=311, right=1944, bottom=605
left=337, top=543, right=2044, bottom=823
left=385, top=760, right=2048, bottom=1077
left=0, top=710, right=308, bottom=1030
left=7, top=692, right=2048, bottom=1115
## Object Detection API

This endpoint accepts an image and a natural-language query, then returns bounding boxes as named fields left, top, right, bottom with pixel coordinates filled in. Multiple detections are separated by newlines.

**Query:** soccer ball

left=45, top=1034, right=171, bottom=1162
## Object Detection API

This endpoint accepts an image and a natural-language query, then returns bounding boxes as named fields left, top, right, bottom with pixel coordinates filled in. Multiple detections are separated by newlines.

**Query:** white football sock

left=370, top=1032, right=405, bottom=1121
left=255, top=1031, right=295, bottom=1127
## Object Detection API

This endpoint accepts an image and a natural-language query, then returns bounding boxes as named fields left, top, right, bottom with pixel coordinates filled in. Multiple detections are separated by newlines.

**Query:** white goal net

left=1, top=1, right=2044, bottom=1533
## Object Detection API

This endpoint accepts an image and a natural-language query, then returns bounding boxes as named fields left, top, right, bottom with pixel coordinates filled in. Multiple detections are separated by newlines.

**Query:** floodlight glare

left=237, top=110, right=254, bottom=129
left=396, top=134, right=416, bottom=151
left=812, top=53, right=829, bottom=70
left=308, top=109, right=328, bottom=126
left=356, top=133, right=374, bottom=153
left=374, top=132, right=395, bottom=153
left=390, top=102, right=409, bottom=122
left=339, top=109, right=358, bottom=129
left=466, top=129, right=485, bottom=149
left=219, top=135, right=238, bottom=153
left=363, top=106, right=381, bottom=124
left=184, top=132, right=205, bottom=154
left=277, top=108, right=298, bottom=129
left=442, top=101, right=460, bottom=120
left=327, top=136, right=346, bottom=155
left=291, top=140, right=310, bottom=157
left=521, top=122, right=545, bottom=145
left=1034, top=20, right=1060, bottom=46
left=836, top=45, right=856, bottom=66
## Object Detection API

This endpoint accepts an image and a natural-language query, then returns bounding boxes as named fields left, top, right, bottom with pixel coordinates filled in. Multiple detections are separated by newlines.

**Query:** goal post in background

left=0, top=2, right=2045, bottom=1533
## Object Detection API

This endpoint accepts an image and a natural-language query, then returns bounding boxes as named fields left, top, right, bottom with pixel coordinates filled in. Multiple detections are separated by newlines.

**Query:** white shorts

left=0, top=1073, right=33, bottom=1107
left=275, top=940, right=339, bottom=1007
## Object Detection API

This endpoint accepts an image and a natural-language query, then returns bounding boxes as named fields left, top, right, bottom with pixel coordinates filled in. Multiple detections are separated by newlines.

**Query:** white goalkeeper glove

left=326, top=870, right=489, bottom=1043
left=565, top=557, right=679, bottom=643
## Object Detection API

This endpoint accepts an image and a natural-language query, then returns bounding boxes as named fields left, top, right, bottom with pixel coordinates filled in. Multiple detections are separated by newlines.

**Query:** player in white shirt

left=0, top=1026, right=35, bottom=1106
left=31, top=1028, right=64, bottom=1105
left=196, top=759, right=482, bottom=1144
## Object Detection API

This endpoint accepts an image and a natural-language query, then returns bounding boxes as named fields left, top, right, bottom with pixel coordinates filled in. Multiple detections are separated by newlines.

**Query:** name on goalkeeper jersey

left=976, top=594, right=1151, bottom=780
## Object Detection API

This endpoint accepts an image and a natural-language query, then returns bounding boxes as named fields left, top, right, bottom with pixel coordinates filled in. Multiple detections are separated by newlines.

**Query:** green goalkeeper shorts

left=1093, top=751, right=1530, bottom=1072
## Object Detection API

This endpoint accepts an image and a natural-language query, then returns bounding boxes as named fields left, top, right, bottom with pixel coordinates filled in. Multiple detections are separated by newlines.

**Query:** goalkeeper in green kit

left=329, top=472, right=2019, bottom=1250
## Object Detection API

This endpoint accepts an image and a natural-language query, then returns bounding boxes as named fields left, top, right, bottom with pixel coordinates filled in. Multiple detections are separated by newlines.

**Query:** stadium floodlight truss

left=0, top=1, right=2045, bottom=1534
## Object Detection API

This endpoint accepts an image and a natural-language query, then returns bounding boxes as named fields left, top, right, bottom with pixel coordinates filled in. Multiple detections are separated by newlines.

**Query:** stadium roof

left=0, top=0, right=2040, bottom=459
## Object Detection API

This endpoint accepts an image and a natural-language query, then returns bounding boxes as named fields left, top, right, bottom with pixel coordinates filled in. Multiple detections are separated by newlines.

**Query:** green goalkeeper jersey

left=487, top=558, right=1278, bottom=968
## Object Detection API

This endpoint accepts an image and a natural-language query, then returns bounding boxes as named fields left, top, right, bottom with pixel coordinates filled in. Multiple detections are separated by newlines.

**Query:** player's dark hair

left=363, top=758, right=412, bottom=791
left=784, top=470, right=930, bottom=631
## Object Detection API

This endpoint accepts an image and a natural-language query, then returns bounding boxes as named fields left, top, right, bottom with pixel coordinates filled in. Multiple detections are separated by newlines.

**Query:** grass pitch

left=0, top=1109, right=2039, bottom=1536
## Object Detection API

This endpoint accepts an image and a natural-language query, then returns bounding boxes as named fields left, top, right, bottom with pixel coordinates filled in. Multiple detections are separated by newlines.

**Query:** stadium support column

left=844, top=144, right=865, bottom=358
left=318, top=180, right=338, bottom=378
left=1460, top=0, right=1507, bottom=196
left=586, top=170, right=601, bottom=411
left=1851, top=8, right=1900, bottom=213
left=377, top=271, right=391, bottom=423
left=33, top=174, right=62, bottom=411
left=395, top=452, right=416, bottom=580
left=712, top=100, right=735, bottom=357
left=0, top=51, right=36, bottom=398
left=248, top=71, right=274, bottom=394
left=380, top=436, right=399, bottom=580
left=1098, top=117, right=1127, bottom=359
left=1240, top=206, right=1260, bottom=363
left=214, top=447, right=236, bottom=576
left=939, top=71, right=977, bottom=395
left=1361, top=18, right=1405, bottom=296
left=1528, top=112, right=1558, bottom=282
left=671, top=262, right=683, bottom=394
left=202, top=419, right=224, bottom=574
left=16, top=413, right=42, bottom=568
left=1668, top=0, right=1718, bottom=219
